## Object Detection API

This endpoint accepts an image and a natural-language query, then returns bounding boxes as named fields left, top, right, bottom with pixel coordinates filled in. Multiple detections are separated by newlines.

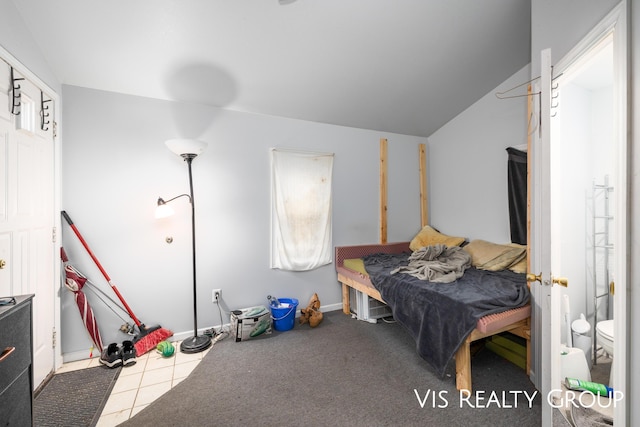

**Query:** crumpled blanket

left=390, top=244, right=471, bottom=283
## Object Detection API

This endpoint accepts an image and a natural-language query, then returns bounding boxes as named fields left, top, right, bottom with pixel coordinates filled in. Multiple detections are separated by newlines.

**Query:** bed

left=335, top=233, right=531, bottom=394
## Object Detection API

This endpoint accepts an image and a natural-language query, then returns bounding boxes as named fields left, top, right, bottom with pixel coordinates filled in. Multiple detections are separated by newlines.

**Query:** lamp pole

left=179, top=153, right=212, bottom=353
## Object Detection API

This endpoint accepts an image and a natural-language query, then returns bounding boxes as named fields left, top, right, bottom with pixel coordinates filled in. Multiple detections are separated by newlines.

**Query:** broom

left=62, top=211, right=172, bottom=355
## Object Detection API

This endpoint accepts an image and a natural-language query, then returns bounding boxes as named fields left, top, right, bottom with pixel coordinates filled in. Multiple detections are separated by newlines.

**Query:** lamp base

left=180, top=335, right=212, bottom=354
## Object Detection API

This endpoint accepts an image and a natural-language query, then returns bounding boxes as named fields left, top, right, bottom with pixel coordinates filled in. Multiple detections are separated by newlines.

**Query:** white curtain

left=271, top=149, right=334, bottom=271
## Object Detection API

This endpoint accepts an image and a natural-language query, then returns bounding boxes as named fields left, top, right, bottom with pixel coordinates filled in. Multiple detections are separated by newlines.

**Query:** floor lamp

left=156, top=138, right=212, bottom=354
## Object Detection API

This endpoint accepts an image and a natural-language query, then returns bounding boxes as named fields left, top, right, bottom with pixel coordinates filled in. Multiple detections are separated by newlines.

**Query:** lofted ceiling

left=11, top=0, right=531, bottom=138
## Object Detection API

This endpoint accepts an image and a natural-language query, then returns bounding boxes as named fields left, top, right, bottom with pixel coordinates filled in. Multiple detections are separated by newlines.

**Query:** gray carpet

left=124, top=311, right=541, bottom=426
left=34, top=365, right=121, bottom=427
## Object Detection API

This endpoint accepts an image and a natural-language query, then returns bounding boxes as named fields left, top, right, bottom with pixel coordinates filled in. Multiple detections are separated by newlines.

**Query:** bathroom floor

left=589, top=354, right=612, bottom=386
left=54, top=340, right=210, bottom=426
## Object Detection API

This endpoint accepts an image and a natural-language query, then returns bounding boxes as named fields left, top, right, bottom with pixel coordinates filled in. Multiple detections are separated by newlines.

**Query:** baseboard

left=167, top=303, right=343, bottom=342
left=321, top=302, right=343, bottom=312
left=170, top=323, right=232, bottom=342
left=63, top=349, right=101, bottom=363
left=62, top=303, right=345, bottom=363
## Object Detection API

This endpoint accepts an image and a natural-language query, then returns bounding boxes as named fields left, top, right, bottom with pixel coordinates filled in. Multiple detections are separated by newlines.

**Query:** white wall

left=555, top=80, right=614, bottom=346
left=630, top=2, right=639, bottom=425
left=60, top=85, right=426, bottom=358
left=426, top=65, right=530, bottom=243
left=531, top=0, right=620, bottom=73
left=0, top=0, right=60, bottom=94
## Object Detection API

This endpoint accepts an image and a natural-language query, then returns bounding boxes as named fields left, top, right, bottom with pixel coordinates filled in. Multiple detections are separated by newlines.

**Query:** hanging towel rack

left=40, top=90, right=51, bottom=131
left=10, top=67, right=24, bottom=116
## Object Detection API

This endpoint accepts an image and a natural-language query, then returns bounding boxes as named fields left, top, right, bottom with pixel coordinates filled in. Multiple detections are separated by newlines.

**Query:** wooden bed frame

left=335, top=242, right=531, bottom=395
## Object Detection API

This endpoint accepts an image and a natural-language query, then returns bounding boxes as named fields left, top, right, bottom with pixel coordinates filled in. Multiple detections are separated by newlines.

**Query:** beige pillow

left=463, top=239, right=527, bottom=272
left=409, top=225, right=466, bottom=252
left=508, top=257, right=528, bottom=274
left=507, top=243, right=528, bottom=273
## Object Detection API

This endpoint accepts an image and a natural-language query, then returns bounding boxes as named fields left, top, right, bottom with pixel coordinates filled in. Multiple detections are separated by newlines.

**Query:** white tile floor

left=55, top=341, right=210, bottom=426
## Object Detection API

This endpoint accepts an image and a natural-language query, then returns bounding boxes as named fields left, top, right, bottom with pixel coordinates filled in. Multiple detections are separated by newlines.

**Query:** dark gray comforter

left=362, top=252, right=530, bottom=377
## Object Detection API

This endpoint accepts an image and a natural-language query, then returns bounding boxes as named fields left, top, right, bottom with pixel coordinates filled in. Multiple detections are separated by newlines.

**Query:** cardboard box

left=230, top=305, right=272, bottom=342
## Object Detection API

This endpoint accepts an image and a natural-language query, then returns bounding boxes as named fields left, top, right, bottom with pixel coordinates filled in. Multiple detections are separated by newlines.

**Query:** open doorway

left=553, top=32, right=614, bottom=382
left=549, top=19, right=627, bottom=423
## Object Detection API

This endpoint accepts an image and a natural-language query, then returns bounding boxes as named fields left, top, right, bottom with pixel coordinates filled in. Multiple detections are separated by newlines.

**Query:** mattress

left=336, top=250, right=530, bottom=336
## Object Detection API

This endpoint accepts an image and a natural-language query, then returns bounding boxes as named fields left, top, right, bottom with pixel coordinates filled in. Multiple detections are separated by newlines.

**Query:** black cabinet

left=0, top=295, right=34, bottom=426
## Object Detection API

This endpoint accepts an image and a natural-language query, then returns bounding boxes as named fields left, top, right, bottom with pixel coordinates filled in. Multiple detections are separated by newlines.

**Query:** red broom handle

left=61, top=211, right=142, bottom=327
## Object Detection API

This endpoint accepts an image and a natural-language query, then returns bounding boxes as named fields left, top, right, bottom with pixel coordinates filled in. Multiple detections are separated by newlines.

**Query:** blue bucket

left=270, top=298, right=299, bottom=331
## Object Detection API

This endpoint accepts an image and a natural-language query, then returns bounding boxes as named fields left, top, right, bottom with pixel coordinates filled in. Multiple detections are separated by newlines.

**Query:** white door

left=0, top=60, right=57, bottom=389
left=530, top=48, right=561, bottom=426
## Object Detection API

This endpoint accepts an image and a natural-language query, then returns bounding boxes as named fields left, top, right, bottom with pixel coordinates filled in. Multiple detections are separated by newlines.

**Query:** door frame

left=532, top=3, right=628, bottom=424
left=0, top=44, right=63, bottom=378
left=553, top=4, right=627, bottom=424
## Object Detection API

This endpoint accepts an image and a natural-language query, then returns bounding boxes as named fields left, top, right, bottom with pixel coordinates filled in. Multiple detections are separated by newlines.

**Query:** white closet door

left=0, top=61, right=56, bottom=389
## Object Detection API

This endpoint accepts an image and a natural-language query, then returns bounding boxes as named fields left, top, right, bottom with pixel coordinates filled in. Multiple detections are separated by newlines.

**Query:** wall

left=556, top=80, right=614, bottom=345
left=0, top=0, right=60, bottom=94
left=60, top=85, right=426, bottom=359
left=531, top=0, right=621, bottom=73
left=630, top=2, right=639, bottom=425
left=426, top=65, right=530, bottom=243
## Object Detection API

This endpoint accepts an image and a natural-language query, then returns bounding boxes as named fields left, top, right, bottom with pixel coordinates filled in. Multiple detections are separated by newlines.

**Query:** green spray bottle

left=565, top=377, right=614, bottom=397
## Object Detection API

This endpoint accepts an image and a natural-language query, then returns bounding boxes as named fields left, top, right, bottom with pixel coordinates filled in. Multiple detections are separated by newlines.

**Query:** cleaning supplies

left=565, top=377, right=613, bottom=397
left=62, top=211, right=173, bottom=355
left=571, top=313, right=592, bottom=369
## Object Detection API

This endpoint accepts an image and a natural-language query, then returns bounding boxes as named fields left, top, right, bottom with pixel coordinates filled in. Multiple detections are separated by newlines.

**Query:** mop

left=62, top=211, right=173, bottom=355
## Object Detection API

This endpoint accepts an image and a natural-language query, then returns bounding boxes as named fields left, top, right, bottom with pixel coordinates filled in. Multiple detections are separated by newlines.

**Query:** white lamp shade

left=165, top=139, right=208, bottom=156
left=155, top=203, right=175, bottom=219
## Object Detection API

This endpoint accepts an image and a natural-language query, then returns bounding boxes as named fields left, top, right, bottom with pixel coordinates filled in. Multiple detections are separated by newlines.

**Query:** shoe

left=121, top=340, right=137, bottom=367
left=99, top=343, right=122, bottom=368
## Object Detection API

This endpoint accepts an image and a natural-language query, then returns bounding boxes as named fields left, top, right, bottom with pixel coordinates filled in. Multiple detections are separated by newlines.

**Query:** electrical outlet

left=212, top=289, right=221, bottom=302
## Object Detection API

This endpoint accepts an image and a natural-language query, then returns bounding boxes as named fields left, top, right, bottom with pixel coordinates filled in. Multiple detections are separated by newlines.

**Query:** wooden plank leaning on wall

left=379, top=139, right=429, bottom=243
left=379, top=138, right=388, bottom=244
left=419, top=143, right=428, bottom=228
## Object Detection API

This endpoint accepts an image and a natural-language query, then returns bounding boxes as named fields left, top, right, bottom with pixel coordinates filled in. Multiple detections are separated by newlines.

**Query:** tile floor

left=54, top=341, right=210, bottom=426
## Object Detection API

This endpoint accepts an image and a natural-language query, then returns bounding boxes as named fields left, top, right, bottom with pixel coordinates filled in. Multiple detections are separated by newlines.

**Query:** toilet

left=596, top=319, right=614, bottom=356
left=596, top=319, right=614, bottom=387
